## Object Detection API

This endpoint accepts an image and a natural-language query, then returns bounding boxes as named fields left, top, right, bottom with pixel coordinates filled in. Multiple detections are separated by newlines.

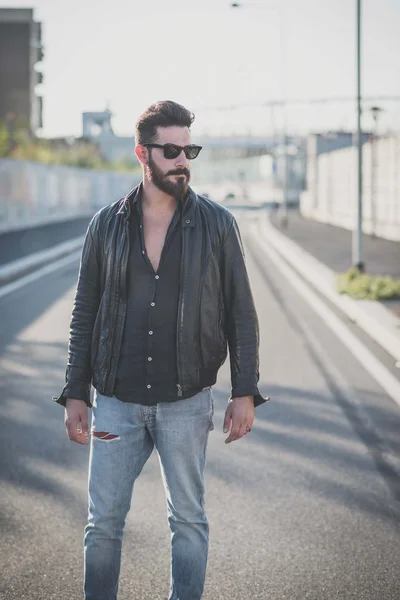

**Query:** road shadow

left=210, top=378, right=400, bottom=526
left=2, top=327, right=400, bottom=533
left=0, top=260, right=80, bottom=353
left=0, top=337, right=90, bottom=526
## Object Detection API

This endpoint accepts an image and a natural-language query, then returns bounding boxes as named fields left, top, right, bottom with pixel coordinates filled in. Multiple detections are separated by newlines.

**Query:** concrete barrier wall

left=0, top=154, right=302, bottom=233
left=300, top=135, right=400, bottom=241
left=0, top=159, right=141, bottom=232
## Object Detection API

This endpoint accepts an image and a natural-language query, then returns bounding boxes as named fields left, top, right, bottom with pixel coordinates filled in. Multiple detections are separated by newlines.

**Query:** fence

left=0, top=159, right=141, bottom=232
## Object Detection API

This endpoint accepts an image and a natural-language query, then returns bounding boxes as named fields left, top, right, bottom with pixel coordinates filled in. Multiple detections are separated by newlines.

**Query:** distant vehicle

left=224, top=192, right=236, bottom=202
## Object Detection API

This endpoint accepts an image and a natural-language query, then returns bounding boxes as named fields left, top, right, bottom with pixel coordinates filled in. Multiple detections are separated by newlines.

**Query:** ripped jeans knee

left=91, top=430, right=121, bottom=442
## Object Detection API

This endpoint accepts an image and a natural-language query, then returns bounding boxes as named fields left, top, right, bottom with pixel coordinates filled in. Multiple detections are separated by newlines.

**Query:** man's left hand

left=223, top=396, right=254, bottom=444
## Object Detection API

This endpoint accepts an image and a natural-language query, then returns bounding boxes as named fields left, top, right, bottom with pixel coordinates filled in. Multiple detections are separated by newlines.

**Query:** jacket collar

left=116, top=183, right=141, bottom=220
left=116, top=182, right=197, bottom=227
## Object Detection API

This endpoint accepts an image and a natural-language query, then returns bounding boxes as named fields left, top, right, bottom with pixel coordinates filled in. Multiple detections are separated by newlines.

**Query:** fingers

left=64, top=400, right=89, bottom=445
left=81, top=413, right=89, bottom=437
left=65, top=415, right=89, bottom=445
left=224, top=426, right=238, bottom=444
left=224, top=400, right=254, bottom=443
left=223, top=405, right=232, bottom=434
left=224, top=420, right=253, bottom=444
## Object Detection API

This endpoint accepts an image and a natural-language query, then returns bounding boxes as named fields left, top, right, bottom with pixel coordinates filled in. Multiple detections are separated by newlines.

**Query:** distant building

left=0, top=8, right=44, bottom=133
left=82, top=109, right=135, bottom=164
left=308, top=131, right=371, bottom=156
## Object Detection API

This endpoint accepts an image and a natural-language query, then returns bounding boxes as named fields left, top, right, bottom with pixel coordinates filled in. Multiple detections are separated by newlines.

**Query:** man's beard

left=146, top=154, right=190, bottom=199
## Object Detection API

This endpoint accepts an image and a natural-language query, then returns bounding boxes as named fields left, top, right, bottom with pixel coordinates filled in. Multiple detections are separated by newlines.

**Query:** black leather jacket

left=54, top=184, right=268, bottom=408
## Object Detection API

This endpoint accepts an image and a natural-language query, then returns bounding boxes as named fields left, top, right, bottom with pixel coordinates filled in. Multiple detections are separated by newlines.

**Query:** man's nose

left=175, top=149, right=189, bottom=167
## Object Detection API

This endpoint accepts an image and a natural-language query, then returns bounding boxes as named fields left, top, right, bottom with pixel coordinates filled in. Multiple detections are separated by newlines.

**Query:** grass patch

left=337, top=268, right=400, bottom=300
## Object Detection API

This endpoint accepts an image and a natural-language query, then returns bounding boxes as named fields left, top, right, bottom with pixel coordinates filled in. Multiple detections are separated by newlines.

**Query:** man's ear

left=135, top=145, right=148, bottom=165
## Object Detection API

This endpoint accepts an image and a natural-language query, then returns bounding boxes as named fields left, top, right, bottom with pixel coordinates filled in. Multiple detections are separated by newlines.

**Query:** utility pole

left=352, top=0, right=364, bottom=270
left=370, top=105, right=382, bottom=238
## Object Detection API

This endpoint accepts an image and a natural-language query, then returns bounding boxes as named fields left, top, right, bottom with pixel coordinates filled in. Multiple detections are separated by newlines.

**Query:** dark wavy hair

left=135, top=100, right=195, bottom=145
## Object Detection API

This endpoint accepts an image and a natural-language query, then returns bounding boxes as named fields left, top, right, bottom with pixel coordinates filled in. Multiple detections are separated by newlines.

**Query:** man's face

left=145, top=126, right=191, bottom=198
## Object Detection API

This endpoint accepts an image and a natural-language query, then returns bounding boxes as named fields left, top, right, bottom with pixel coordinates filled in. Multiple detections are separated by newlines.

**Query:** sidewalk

left=270, top=211, right=400, bottom=317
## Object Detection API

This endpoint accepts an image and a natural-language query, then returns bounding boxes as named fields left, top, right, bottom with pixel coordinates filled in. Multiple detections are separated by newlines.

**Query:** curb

left=259, top=213, right=400, bottom=363
left=0, top=236, right=84, bottom=287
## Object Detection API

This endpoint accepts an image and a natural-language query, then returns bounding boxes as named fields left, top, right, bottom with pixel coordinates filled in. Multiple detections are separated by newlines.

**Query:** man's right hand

left=65, top=398, right=89, bottom=445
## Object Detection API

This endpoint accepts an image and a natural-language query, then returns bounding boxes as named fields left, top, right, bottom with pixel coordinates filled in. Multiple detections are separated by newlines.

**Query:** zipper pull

left=176, top=384, right=182, bottom=397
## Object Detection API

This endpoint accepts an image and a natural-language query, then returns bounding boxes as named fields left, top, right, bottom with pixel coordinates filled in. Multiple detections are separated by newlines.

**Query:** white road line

left=0, top=250, right=81, bottom=300
left=0, top=236, right=84, bottom=285
left=248, top=223, right=400, bottom=408
left=292, top=303, right=400, bottom=482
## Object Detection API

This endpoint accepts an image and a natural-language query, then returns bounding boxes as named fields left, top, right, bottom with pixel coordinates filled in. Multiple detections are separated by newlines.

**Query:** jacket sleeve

left=221, top=217, right=269, bottom=408
left=53, top=215, right=101, bottom=408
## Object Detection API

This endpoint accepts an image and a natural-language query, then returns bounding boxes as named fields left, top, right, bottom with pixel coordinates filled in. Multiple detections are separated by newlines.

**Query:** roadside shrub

left=337, top=268, right=400, bottom=300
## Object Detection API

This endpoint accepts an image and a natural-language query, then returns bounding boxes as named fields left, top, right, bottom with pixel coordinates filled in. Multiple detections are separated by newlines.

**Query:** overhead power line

left=195, top=96, right=400, bottom=112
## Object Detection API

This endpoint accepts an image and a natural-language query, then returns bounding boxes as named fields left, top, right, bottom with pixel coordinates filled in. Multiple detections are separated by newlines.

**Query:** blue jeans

left=84, top=388, right=214, bottom=600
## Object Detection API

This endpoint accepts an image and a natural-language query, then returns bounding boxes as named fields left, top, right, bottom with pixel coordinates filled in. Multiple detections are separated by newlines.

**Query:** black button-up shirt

left=114, top=198, right=202, bottom=405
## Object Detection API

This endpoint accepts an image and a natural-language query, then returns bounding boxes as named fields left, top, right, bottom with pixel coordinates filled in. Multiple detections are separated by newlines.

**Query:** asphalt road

left=0, top=217, right=91, bottom=266
left=1, top=211, right=400, bottom=600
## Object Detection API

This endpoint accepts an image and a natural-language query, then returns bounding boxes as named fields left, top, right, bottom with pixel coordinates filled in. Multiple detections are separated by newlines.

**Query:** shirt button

left=151, top=302, right=155, bottom=307
left=155, top=275, right=159, bottom=280
left=142, top=250, right=145, bottom=254
left=149, top=331, right=153, bottom=335
left=186, top=219, right=190, bottom=224
left=147, top=384, right=151, bottom=389
left=148, top=357, right=152, bottom=361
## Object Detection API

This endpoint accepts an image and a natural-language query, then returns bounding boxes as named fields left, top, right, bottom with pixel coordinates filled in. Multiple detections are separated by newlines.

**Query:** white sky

left=2, top=0, right=400, bottom=137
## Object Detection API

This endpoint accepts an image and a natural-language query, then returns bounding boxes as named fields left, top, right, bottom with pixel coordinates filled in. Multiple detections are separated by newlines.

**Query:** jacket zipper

left=176, top=220, right=185, bottom=397
left=196, top=255, right=211, bottom=368
left=104, top=218, right=129, bottom=390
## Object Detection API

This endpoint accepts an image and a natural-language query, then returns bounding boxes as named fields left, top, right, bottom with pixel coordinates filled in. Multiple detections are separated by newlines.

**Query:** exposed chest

left=142, top=214, right=175, bottom=272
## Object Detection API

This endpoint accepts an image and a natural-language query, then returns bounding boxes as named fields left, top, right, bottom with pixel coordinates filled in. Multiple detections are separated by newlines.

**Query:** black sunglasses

left=143, top=143, right=202, bottom=160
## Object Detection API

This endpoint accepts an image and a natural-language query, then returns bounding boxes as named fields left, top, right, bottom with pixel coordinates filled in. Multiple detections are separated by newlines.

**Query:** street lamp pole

left=353, top=0, right=364, bottom=270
